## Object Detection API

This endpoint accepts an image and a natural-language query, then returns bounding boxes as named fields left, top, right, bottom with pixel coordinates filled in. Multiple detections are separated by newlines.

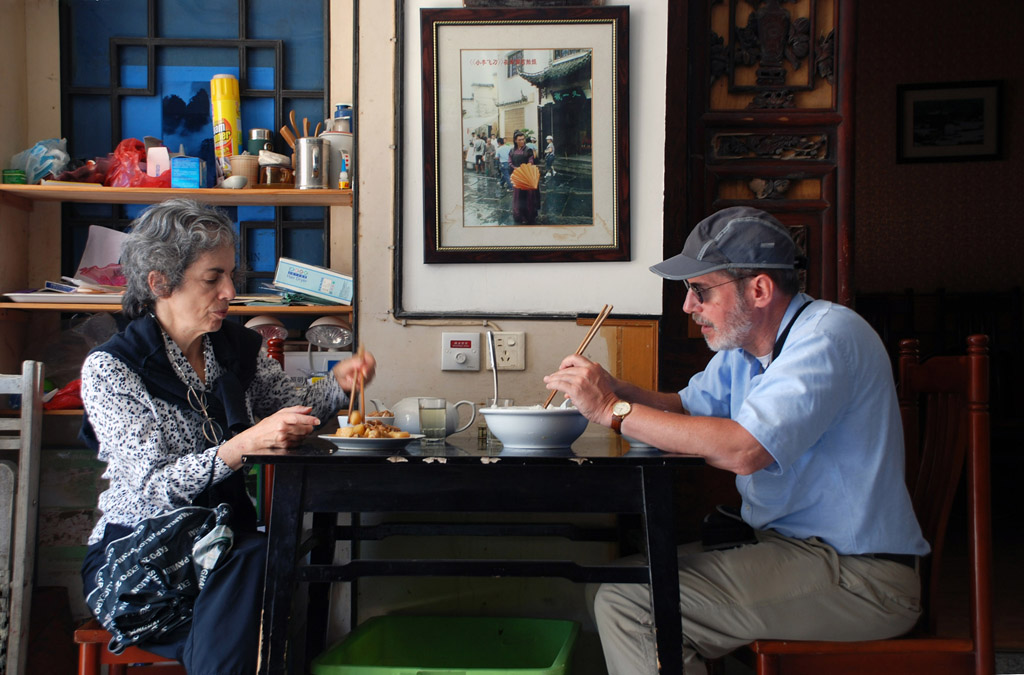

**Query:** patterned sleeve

left=81, top=351, right=233, bottom=512
left=246, top=353, right=349, bottom=420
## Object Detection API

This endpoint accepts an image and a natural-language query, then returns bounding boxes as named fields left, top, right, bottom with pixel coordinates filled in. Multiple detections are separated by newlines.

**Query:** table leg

left=259, top=464, right=304, bottom=675
left=642, top=468, right=684, bottom=674
left=304, top=511, right=336, bottom=670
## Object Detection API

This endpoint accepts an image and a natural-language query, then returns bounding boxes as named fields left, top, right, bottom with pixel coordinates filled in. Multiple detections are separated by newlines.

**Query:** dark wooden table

left=244, top=428, right=702, bottom=674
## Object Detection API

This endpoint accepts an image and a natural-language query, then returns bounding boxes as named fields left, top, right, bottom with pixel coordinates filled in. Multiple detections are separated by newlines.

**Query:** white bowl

left=365, top=413, right=396, bottom=426
left=338, top=413, right=395, bottom=428
left=480, top=406, right=589, bottom=450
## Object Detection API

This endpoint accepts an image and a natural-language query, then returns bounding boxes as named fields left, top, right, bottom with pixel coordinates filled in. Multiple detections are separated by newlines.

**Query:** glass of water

left=484, top=398, right=514, bottom=445
left=418, top=397, right=447, bottom=444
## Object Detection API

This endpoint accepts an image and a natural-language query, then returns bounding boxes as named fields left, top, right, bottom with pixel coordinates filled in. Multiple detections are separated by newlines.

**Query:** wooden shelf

left=0, top=303, right=351, bottom=315
left=0, top=183, right=352, bottom=211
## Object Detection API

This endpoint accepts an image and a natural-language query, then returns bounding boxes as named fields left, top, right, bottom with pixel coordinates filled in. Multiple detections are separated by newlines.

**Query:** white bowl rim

left=479, top=406, right=581, bottom=415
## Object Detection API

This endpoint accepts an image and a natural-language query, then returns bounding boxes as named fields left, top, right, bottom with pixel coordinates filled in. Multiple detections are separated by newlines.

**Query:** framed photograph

left=420, top=6, right=629, bottom=263
left=897, top=81, right=1002, bottom=163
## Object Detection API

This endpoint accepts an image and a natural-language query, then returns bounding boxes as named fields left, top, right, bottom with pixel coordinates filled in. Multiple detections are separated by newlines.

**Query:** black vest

left=80, top=313, right=263, bottom=532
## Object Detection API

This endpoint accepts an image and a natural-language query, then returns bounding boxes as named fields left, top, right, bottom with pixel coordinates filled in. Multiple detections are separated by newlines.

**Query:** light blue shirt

left=680, top=293, right=930, bottom=556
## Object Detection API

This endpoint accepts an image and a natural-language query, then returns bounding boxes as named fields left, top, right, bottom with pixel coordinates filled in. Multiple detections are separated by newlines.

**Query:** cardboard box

left=171, top=156, right=206, bottom=188
left=273, top=258, right=353, bottom=305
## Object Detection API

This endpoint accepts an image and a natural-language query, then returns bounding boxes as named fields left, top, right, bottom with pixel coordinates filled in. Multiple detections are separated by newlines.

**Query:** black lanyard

left=770, top=300, right=813, bottom=362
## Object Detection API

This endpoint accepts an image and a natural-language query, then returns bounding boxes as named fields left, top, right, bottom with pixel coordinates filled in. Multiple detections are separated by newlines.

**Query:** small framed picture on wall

left=897, top=80, right=1002, bottom=163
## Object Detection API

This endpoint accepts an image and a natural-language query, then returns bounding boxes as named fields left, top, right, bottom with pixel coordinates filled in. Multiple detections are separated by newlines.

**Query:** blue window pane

left=240, top=97, right=276, bottom=144
left=123, top=204, right=148, bottom=221
left=247, top=49, right=277, bottom=90
left=159, top=0, right=238, bottom=39
left=246, top=277, right=272, bottom=294
left=68, top=203, right=120, bottom=220
left=237, top=205, right=275, bottom=221
left=281, top=206, right=325, bottom=221
left=247, top=228, right=277, bottom=272
left=71, top=96, right=113, bottom=159
left=248, top=0, right=323, bottom=90
left=283, top=228, right=325, bottom=265
left=158, top=46, right=239, bottom=69
left=285, top=99, right=329, bottom=140
left=68, top=0, right=147, bottom=88
left=118, top=46, right=149, bottom=88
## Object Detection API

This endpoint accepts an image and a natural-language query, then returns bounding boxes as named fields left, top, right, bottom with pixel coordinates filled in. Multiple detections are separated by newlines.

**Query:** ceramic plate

left=318, top=433, right=423, bottom=452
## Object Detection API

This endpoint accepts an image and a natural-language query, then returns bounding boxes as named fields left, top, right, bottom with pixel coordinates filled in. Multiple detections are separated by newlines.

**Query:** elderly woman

left=79, top=198, right=374, bottom=674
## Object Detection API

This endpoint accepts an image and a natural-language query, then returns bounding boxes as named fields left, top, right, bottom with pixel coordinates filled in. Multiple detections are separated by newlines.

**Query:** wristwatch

left=610, top=400, right=633, bottom=435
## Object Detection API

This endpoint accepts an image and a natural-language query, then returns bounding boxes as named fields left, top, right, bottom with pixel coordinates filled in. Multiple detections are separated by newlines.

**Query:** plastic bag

left=10, top=138, right=70, bottom=184
left=104, top=138, right=171, bottom=188
left=43, top=379, right=82, bottom=410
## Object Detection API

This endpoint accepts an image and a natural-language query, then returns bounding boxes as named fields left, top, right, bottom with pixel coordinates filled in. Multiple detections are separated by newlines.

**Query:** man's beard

left=694, top=295, right=754, bottom=352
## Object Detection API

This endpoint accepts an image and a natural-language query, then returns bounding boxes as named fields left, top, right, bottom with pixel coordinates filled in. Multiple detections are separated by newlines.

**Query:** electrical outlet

left=489, top=331, right=526, bottom=371
left=441, top=332, right=480, bottom=371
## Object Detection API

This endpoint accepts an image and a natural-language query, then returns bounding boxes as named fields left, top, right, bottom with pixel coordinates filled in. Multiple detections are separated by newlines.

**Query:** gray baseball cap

left=650, top=206, right=799, bottom=281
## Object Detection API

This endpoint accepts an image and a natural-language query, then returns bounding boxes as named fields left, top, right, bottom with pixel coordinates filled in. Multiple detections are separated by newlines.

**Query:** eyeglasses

left=684, top=275, right=754, bottom=305
left=185, top=385, right=225, bottom=446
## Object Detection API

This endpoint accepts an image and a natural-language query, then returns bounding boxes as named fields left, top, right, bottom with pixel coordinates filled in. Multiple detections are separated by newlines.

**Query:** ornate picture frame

left=420, top=6, right=630, bottom=263
left=897, top=81, right=1003, bottom=163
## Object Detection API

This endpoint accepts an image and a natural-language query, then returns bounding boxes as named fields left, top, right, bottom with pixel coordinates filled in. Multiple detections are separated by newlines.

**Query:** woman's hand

left=331, top=350, right=377, bottom=393
left=216, top=405, right=320, bottom=469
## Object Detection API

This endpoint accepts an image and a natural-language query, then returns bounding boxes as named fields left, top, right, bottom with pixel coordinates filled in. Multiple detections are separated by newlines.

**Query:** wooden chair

left=1, top=360, right=43, bottom=675
left=74, top=618, right=185, bottom=674
left=746, top=334, right=994, bottom=674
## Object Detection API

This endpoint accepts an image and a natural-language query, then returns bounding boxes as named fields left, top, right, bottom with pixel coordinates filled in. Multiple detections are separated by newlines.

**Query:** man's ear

left=148, top=270, right=170, bottom=298
left=747, top=273, right=774, bottom=308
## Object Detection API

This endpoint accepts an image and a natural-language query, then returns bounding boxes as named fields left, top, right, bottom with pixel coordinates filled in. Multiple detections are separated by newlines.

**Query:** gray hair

left=726, top=267, right=802, bottom=298
left=121, top=198, right=238, bottom=319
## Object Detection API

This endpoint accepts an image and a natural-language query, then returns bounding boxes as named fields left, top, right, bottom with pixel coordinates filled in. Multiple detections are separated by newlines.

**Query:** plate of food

left=318, top=434, right=424, bottom=452
left=320, top=413, right=423, bottom=452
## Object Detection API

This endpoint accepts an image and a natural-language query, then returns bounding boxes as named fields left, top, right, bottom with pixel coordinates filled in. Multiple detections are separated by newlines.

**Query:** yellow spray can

left=210, top=74, right=241, bottom=182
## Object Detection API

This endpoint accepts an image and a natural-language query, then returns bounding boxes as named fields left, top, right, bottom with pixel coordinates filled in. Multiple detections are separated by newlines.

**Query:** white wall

left=356, top=0, right=668, bottom=414
left=400, top=1, right=666, bottom=315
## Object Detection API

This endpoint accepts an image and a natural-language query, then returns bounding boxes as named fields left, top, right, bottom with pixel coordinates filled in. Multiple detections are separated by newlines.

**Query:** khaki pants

left=590, top=530, right=922, bottom=675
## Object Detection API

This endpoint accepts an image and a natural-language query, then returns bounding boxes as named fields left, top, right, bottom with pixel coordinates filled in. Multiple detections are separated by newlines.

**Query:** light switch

left=441, top=332, right=480, bottom=371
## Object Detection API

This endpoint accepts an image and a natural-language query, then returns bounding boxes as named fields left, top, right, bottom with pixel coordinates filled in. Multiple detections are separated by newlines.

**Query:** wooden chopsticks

left=346, top=370, right=360, bottom=419
left=543, top=303, right=613, bottom=408
left=347, top=345, right=367, bottom=418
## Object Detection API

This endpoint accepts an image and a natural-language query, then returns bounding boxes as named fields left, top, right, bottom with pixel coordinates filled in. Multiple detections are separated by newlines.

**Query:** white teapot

left=371, top=397, right=476, bottom=436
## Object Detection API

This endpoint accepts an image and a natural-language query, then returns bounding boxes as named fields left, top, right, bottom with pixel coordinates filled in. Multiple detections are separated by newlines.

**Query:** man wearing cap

left=544, top=206, right=928, bottom=675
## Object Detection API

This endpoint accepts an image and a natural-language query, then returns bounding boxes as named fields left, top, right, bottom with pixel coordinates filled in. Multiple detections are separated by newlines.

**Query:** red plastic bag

left=104, top=138, right=171, bottom=188
left=43, top=379, right=83, bottom=410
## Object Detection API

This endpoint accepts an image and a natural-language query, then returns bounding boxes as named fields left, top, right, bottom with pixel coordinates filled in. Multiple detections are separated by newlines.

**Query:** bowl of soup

left=479, top=405, right=589, bottom=450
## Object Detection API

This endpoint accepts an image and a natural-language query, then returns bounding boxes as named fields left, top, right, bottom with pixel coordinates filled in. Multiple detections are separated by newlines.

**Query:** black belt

left=868, top=553, right=917, bottom=569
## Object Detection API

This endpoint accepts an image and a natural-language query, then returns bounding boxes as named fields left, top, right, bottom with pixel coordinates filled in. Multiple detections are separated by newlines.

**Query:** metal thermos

left=295, top=137, right=329, bottom=189
left=247, top=128, right=273, bottom=155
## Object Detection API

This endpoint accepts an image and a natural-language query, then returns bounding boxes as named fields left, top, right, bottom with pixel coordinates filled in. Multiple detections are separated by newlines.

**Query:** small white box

left=273, top=258, right=353, bottom=305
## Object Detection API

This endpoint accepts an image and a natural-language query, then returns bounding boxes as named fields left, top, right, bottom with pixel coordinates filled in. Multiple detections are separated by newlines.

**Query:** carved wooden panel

left=660, top=0, right=854, bottom=390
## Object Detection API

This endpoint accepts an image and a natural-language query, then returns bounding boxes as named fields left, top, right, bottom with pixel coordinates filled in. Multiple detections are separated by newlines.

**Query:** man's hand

left=542, top=354, right=619, bottom=425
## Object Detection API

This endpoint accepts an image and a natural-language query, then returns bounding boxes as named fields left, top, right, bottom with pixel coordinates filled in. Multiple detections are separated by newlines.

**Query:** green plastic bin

left=311, top=616, right=580, bottom=675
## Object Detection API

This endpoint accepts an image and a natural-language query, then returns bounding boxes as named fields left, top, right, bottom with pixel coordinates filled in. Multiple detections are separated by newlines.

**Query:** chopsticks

left=543, top=303, right=613, bottom=408
left=347, top=345, right=367, bottom=419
